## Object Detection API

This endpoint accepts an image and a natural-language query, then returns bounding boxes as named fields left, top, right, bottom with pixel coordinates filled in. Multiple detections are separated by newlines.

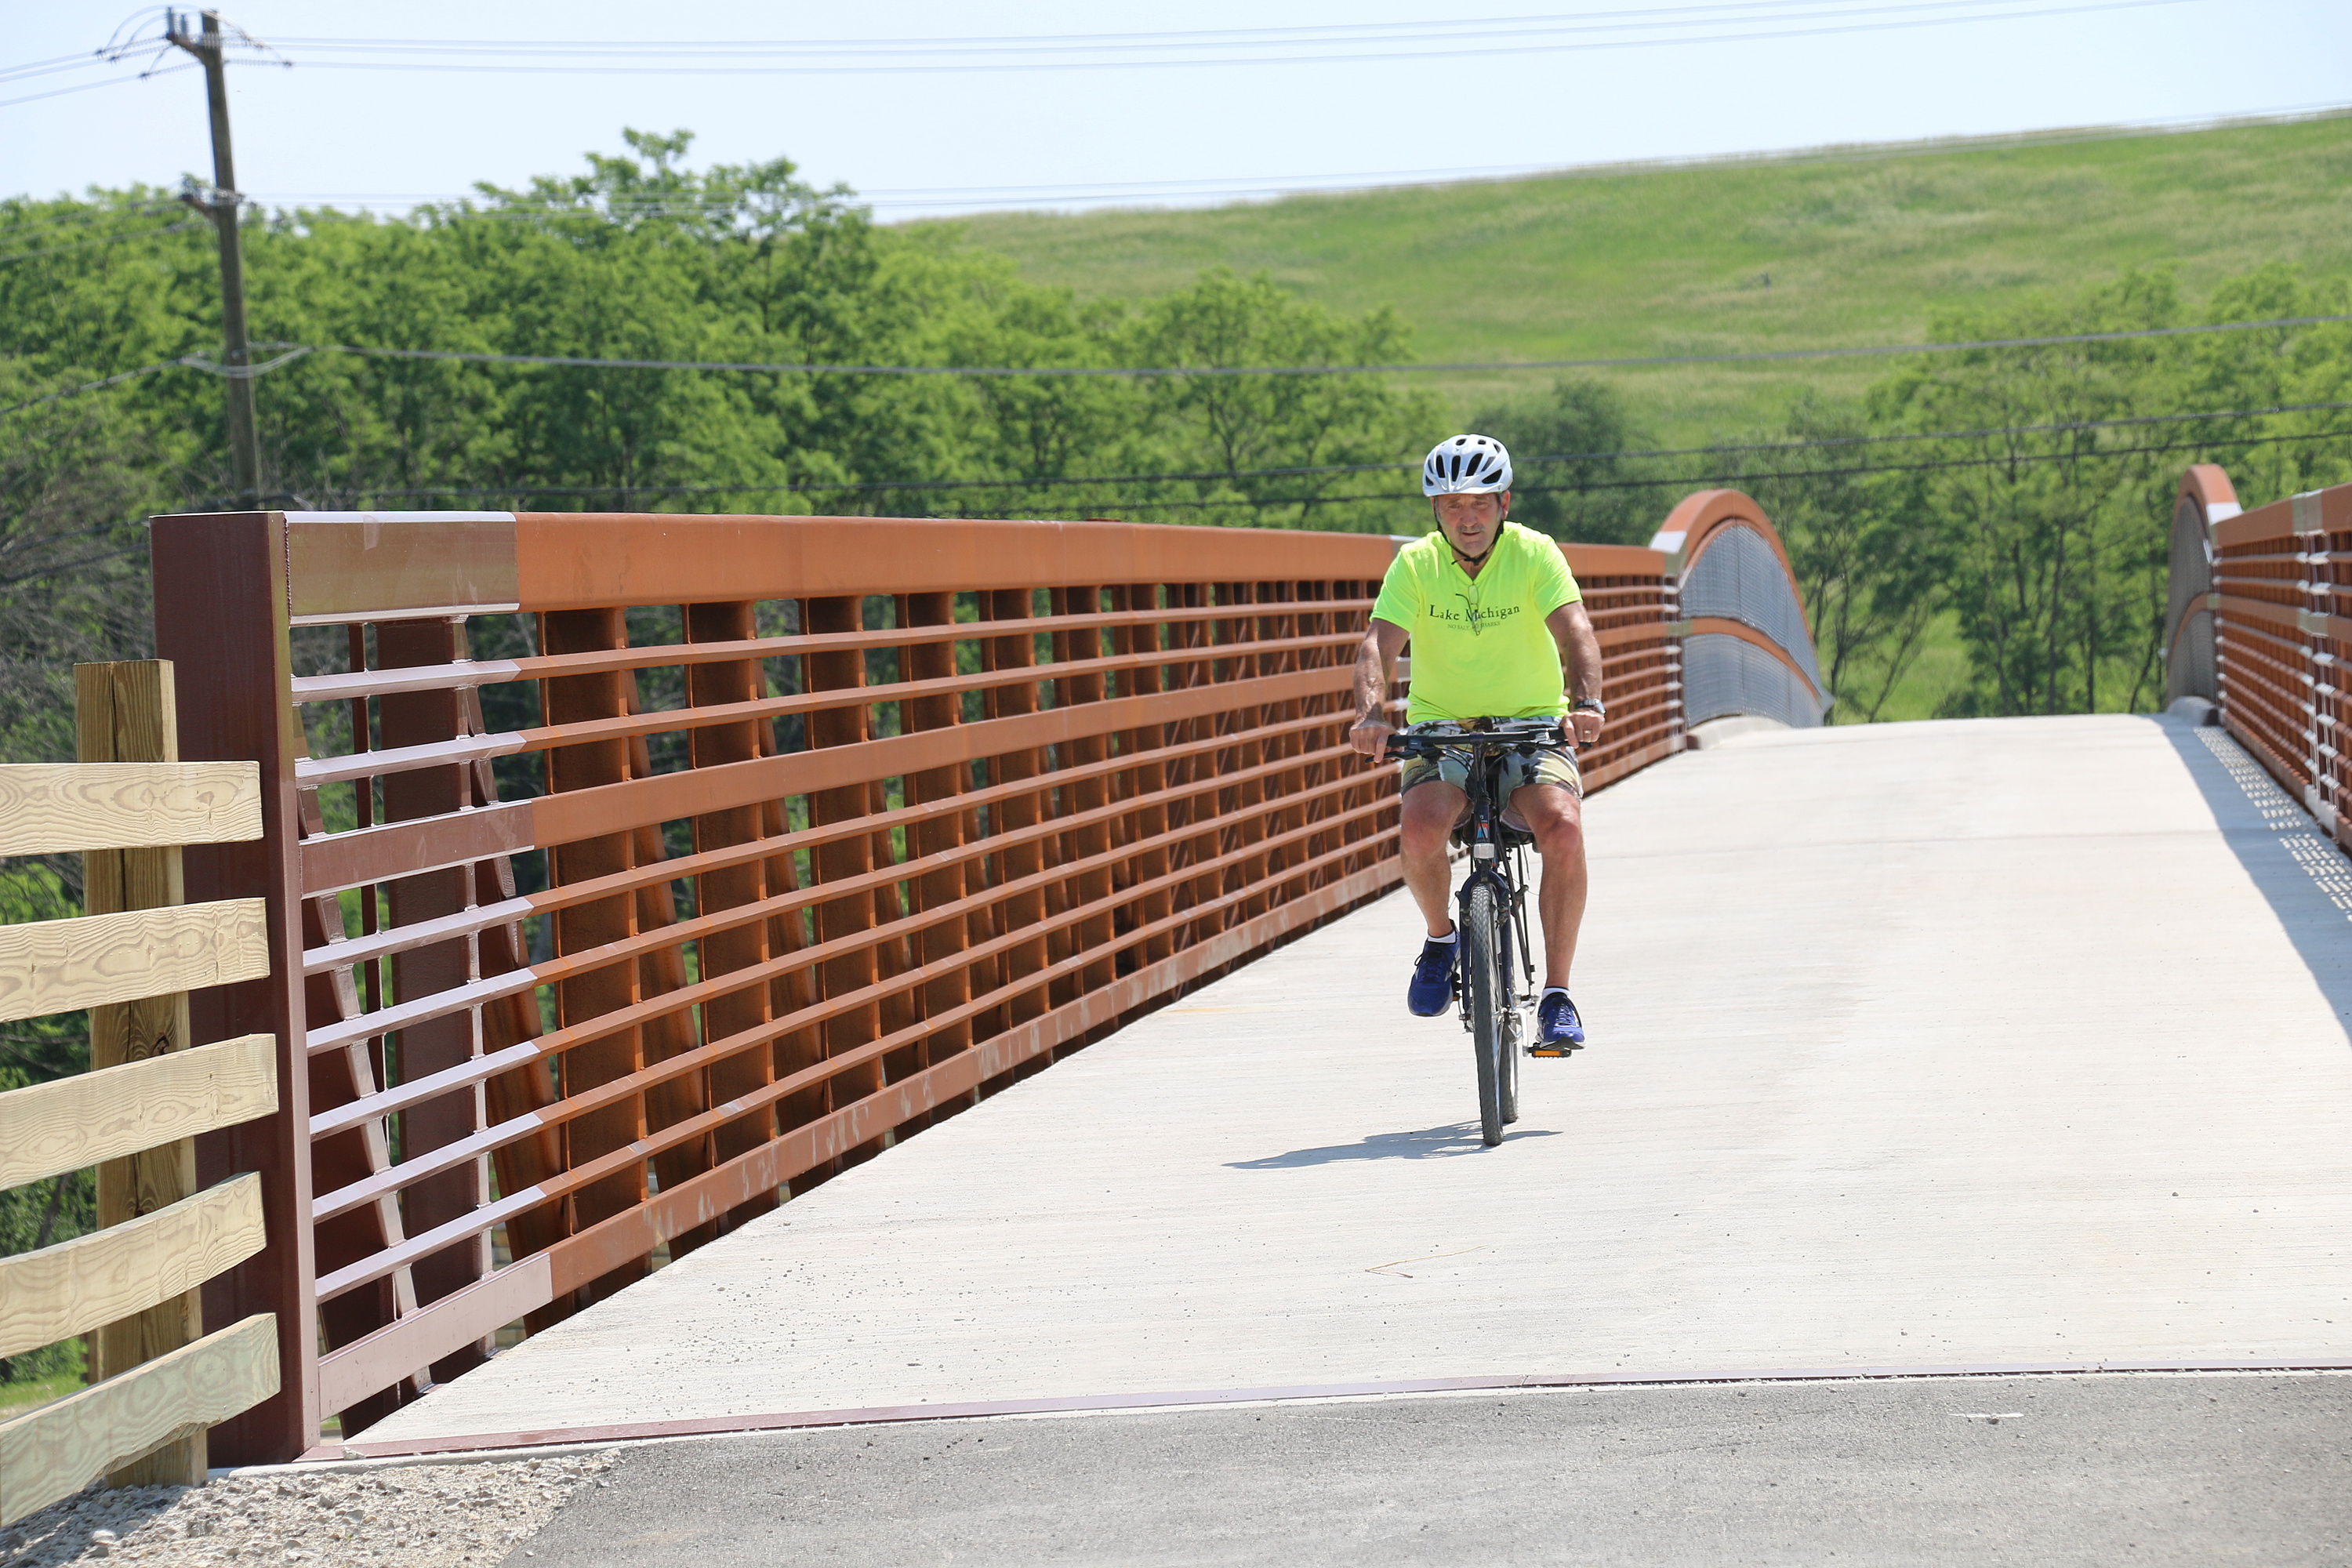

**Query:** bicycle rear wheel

left=1460, top=880, right=1508, bottom=1147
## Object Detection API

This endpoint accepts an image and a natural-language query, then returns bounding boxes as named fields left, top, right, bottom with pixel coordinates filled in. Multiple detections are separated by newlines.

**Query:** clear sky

left=3, top=1, right=2347, bottom=220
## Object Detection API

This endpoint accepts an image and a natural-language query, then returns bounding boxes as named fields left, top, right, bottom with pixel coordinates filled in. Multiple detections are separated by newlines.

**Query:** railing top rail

left=2216, top=481, right=2352, bottom=550
left=2179, top=463, right=2241, bottom=522
left=1646, top=488, right=1809, bottom=627
left=1555, top=542, right=1672, bottom=578
left=148, top=510, right=1407, bottom=624
left=159, top=509, right=1679, bottom=629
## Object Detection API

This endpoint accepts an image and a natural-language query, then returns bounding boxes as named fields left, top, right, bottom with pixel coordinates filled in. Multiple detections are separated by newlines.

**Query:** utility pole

left=167, top=10, right=260, bottom=507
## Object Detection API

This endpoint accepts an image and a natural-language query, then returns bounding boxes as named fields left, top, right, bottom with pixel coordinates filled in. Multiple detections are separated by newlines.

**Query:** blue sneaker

left=1406, top=932, right=1458, bottom=1017
left=1532, top=990, right=1585, bottom=1055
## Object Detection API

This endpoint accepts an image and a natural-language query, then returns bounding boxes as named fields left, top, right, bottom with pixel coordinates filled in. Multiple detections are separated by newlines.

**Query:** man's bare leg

left=1510, top=782, right=1587, bottom=989
left=1398, top=781, right=1467, bottom=937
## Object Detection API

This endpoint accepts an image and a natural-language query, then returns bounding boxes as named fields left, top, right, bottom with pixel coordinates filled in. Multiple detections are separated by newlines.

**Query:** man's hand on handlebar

left=1567, top=708, right=1604, bottom=748
left=1349, top=717, right=1394, bottom=759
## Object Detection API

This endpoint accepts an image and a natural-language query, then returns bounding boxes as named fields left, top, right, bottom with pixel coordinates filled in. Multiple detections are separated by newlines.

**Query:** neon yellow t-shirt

left=1371, top=521, right=1582, bottom=724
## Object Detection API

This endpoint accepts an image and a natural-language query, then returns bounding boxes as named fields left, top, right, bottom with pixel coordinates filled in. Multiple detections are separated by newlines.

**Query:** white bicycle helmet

left=1421, top=434, right=1512, bottom=496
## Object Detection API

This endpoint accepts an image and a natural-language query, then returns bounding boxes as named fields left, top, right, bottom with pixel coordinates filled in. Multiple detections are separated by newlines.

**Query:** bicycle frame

left=1386, top=720, right=1564, bottom=1036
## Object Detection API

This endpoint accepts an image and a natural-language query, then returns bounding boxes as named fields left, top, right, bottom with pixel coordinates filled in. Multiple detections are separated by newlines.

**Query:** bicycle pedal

left=1526, top=1043, right=1582, bottom=1058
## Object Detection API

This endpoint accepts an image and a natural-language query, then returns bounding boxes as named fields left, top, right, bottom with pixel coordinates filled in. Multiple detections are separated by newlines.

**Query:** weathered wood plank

left=0, top=1033, right=278, bottom=1189
left=0, top=1313, right=278, bottom=1526
left=0, top=899, right=269, bottom=1024
left=0, top=762, right=263, bottom=856
left=0, top=1175, right=265, bottom=1359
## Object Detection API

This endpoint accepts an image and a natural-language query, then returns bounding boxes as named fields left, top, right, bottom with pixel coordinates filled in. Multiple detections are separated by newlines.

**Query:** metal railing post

left=151, top=510, right=319, bottom=1465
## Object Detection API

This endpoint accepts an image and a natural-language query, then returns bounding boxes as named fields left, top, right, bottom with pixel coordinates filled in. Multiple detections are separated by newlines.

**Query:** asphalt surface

left=511, top=1373, right=2352, bottom=1566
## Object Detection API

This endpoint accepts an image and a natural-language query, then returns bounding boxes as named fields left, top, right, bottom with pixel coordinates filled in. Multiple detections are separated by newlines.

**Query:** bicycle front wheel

left=1460, top=880, right=1508, bottom=1147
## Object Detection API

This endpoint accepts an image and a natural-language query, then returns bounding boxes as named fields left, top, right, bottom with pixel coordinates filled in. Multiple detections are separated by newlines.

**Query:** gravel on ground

left=0, top=1450, right=615, bottom=1566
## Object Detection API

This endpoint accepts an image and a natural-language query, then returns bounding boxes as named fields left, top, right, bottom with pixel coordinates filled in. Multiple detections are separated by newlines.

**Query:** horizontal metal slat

left=287, top=599, right=1377, bottom=705
left=300, top=801, right=535, bottom=898
left=313, top=731, right=1370, bottom=1054
left=297, top=701, right=1346, bottom=902
left=318, top=1256, right=554, bottom=1417
left=316, top=826, right=1399, bottom=1305
left=529, top=663, right=1351, bottom=850
left=307, top=782, right=1392, bottom=1146
left=291, top=629, right=1362, bottom=786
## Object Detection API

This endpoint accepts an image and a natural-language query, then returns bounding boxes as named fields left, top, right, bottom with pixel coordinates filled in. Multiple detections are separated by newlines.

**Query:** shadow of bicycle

left=1225, top=1121, right=1561, bottom=1168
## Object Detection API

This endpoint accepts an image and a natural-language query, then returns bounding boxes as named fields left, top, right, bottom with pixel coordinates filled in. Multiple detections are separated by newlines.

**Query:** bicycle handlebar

left=1381, top=720, right=1577, bottom=763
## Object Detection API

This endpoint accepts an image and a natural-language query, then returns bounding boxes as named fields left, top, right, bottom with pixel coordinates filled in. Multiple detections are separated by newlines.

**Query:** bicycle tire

left=1496, top=887, right=1521, bottom=1126
left=1461, top=880, right=1508, bottom=1147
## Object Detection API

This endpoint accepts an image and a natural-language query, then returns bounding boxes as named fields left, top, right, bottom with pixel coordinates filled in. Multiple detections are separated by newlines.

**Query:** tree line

left=1483, top=267, right=2352, bottom=722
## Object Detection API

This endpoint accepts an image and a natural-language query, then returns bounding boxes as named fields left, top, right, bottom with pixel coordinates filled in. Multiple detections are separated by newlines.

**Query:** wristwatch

left=1570, top=698, right=1607, bottom=717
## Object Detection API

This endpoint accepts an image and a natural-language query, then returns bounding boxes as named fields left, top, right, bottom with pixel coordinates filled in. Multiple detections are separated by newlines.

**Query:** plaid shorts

left=1398, top=739, right=1582, bottom=801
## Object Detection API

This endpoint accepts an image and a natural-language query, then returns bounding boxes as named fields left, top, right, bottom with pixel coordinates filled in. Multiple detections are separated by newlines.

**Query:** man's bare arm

left=1349, top=619, right=1410, bottom=757
left=1548, top=601, right=1606, bottom=746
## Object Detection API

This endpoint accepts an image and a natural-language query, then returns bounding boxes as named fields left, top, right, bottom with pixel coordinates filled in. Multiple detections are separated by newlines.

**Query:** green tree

left=1710, top=394, right=1948, bottom=721
left=1468, top=378, right=1657, bottom=546
left=1123, top=270, right=1439, bottom=532
left=1869, top=271, right=2189, bottom=716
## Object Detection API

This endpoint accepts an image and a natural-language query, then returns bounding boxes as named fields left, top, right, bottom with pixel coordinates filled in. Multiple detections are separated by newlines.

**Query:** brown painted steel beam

left=152, top=510, right=320, bottom=1466
left=509, top=514, right=1398, bottom=608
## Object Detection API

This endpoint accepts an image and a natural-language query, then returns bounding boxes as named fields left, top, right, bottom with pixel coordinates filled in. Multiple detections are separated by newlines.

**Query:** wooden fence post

left=74, top=661, right=205, bottom=1488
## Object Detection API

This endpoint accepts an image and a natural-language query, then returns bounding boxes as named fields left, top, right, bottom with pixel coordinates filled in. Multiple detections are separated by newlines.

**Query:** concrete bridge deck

left=359, top=714, right=2352, bottom=1449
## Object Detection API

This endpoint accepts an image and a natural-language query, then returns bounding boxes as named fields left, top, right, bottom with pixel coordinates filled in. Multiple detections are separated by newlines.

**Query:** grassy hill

left=919, top=113, right=2352, bottom=445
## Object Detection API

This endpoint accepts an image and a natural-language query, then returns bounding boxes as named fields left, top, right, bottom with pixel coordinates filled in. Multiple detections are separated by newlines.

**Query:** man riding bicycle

left=1348, top=434, right=1607, bottom=1051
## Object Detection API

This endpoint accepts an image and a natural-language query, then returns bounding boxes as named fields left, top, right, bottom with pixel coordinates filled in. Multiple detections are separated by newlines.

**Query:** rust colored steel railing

left=1557, top=543, right=1687, bottom=789
left=149, top=510, right=1702, bottom=1461
left=2172, top=466, right=2352, bottom=847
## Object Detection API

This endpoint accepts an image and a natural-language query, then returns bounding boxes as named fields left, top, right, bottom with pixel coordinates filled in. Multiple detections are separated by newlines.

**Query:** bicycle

left=1383, top=717, right=1577, bottom=1148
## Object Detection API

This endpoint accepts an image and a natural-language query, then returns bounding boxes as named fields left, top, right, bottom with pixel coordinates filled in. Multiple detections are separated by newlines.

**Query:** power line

left=2, top=0, right=2178, bottom=102
left=289, top=420, right=2352, bottom=509
left=0, top=218, right=201, bottom=265
left=205, top=100, right=2350, bottom=223
left=0, top=201, right=181, bottom=243
left=9, top=318, right=2348, bottom=423
left=261, top=0, right=2123, bottom=61
left=286, top=423, right=2352, bottom=524
left=13, top=328, right=2350, bottom=433
left=1510, top=423, right=2352, bottom=493
left=262, top=0, right=2043, bottom=55
left=0, top=62, right=195, bottom=111
left=0, top=359, right=194, bottom=419
left=1522, top=397, right=2352, bottom=463
left=0, top=52, right=123, bottom=85
left=205, top=313, right=2352, bottom=380
left=254, top=0, right=2190, bottom=77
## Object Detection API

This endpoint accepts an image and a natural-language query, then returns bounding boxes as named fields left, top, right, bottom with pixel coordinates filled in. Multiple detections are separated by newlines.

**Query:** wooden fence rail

left=134, top=499, right=1824, bottom=1465
left=0, top=662, right=283, bottom=1526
